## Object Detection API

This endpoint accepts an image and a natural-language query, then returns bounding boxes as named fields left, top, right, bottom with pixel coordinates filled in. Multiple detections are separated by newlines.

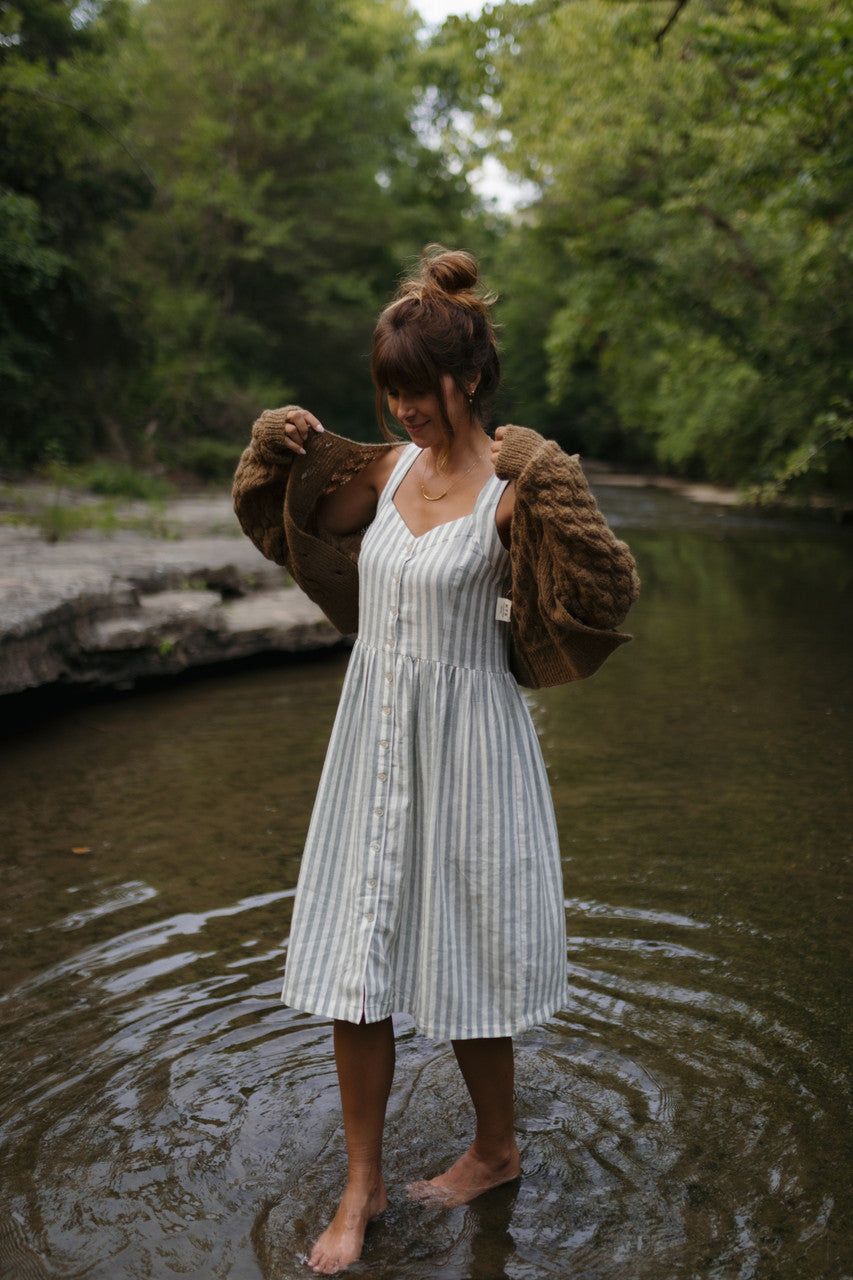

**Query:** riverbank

left=0, top=487, right=342, bottom=698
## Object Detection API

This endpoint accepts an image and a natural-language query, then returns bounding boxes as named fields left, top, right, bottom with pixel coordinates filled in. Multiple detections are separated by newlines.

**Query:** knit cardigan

left=232, top=410, right=640, bottom=688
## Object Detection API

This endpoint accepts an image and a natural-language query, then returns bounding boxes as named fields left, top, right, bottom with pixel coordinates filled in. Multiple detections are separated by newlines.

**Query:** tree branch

left=3, top=85, right=158, bottom=192
left=693, top=203, right=776, bottom=300
left=654, top=0, right=690, bottom=54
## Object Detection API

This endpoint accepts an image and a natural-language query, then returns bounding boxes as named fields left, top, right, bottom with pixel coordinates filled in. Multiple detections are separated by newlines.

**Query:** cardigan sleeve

left=495, top=424, right=640, bottom=632
left=232, top=408, right=299, bottom=569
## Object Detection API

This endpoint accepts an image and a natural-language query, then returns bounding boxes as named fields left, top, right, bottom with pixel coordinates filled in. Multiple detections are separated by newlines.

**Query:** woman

left=233, top=246, right=639, bottom=1275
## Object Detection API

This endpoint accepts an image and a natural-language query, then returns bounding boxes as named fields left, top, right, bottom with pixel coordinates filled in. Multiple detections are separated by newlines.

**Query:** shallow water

left=0, top=487, right=850, bottom=1279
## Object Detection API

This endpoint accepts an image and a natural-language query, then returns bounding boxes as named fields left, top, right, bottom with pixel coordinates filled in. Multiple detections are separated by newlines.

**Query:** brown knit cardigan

left=232, top=410, right=640, bottom=688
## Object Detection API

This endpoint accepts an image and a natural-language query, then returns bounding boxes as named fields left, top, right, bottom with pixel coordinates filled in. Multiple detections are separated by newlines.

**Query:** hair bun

left=420, top=244, right=479, bottom=295
left=372, top=244, right=501, bottom=432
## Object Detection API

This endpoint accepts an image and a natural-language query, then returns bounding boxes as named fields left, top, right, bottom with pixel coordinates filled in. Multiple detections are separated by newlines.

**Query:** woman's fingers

left=279, top=405, right=325, bottom=455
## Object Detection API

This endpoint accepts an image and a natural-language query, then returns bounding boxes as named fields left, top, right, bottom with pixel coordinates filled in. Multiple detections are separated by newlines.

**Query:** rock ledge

left=0, top=496, right=343, bottom=695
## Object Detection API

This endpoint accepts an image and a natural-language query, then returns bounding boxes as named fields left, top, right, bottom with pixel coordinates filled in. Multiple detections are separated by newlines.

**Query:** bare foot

left=306, top=1180, right=387, bottom=1275
left=406, top=1141, right=521, bottom=1207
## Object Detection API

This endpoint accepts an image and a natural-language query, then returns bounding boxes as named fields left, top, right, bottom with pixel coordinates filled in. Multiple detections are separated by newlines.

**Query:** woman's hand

left=276, top=405, right=325, bottom=455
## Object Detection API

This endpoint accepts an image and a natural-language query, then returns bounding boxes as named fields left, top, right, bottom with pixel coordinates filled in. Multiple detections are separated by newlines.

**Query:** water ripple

left=0, top=884, right=846, bottom=1278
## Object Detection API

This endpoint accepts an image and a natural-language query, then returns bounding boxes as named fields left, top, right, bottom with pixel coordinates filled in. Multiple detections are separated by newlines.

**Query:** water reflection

left=0, top=487, right=850, bottom=1278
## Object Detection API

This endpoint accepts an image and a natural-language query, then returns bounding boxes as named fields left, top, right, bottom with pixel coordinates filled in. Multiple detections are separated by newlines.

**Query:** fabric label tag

left=495, top=597, right=512, bottom=622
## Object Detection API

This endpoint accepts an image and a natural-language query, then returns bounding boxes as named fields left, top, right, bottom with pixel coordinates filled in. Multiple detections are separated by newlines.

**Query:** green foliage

left=0, top=0, right=152, bottom=467
left=3, top=0, right=849, bottom=505
left=454, top=0, right=853, bottom=502
left=114, top=0, right=475, bottom=446
left=0, top=0, right=476, bottom=473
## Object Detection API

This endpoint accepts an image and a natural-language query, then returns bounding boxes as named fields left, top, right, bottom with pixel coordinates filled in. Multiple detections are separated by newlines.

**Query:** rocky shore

left=0, top=490, right=343, bottom=697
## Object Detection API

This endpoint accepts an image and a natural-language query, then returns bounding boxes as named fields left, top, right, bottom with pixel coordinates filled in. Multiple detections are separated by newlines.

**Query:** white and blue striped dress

left=282, top=444, right=568, bottom=1039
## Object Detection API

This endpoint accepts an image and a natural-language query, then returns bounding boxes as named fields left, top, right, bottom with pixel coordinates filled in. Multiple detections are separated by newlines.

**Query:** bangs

left=371, top=321, right=440, bottom=397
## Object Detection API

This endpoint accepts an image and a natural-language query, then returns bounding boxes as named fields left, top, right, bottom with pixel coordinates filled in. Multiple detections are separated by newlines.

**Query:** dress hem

left=279, top=988, right=570, bottom=1041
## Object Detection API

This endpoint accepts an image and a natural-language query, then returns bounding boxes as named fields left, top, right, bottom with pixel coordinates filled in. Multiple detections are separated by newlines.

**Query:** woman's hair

left=371, top=244, right=500, bottom=447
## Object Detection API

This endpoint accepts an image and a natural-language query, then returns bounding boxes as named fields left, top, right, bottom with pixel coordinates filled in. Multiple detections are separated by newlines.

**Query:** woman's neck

left=425, top=425, right=490, bottom=474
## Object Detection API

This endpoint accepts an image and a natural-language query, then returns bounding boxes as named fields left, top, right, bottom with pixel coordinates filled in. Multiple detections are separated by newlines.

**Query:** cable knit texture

left=233, top=414, right=639, bottom=687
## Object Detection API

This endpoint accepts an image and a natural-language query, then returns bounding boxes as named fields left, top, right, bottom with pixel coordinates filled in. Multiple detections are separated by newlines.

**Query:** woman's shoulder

left=368, top=442, right=407, bottom=485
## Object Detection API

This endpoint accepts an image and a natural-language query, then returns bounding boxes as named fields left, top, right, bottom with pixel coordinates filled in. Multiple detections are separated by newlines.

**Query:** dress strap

left=472, top=472, right=510, bottom=554
left=473, top=472, right=509, bottom=520
left=377, top=444, right=419, bottom=510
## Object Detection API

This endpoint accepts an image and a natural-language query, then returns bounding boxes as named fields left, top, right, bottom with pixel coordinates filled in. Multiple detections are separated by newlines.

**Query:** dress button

left=365, top=912, right=374, bottom=923
left=368, top=878, right=377, bottom=888
left=394, top=573, right=400, bottom=582
left=371, top=842, right=379, bottom=851
left=378, top=772, right=387, bottom=782
left=389, top=607, right=397, bottom=616
left=379, top=739, right=389, bottom=749
left=374, top=806, right=383, bottom=816
left=382, top=705, right=391, bottom=715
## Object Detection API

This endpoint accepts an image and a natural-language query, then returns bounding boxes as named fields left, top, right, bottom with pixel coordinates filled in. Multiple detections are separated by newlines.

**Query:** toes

left=307, top=1253, right=342, bottom=1276
left=306, top=1246, right=337, bottom=1275
left=405, top=1179, right=454, bottom=1206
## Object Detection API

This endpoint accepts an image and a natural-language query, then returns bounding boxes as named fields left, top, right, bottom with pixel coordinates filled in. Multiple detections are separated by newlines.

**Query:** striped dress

left=282, top=444, right=568, bottom=1039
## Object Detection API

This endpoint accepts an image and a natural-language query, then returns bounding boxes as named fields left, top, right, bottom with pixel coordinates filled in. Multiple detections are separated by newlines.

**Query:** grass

left=81, top=462, right=175, bottom=503
left=0, top=500, right=176, bottom=542
left=36, top=460, right=176, bottom=503
left=0, top=459, right=181, bottom=542
left=0, top=450, right=238, bottom=542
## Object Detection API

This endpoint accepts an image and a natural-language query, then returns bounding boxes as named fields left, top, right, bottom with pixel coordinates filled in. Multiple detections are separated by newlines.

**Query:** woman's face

left=386, top=375, right=468, bottom=450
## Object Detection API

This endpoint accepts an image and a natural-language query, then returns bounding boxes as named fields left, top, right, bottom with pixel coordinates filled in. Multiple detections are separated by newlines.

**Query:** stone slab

left=0, top=507, right=343, bottom=695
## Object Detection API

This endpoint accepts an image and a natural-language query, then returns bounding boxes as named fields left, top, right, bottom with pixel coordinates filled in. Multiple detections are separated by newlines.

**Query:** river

left=0, top=485, right=850, bottom=1279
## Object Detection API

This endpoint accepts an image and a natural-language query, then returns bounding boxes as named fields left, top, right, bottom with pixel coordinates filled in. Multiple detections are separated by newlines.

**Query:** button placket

left=358, top=509, right=423, bottom=1018
left=364, top=542, right=407, bottom=945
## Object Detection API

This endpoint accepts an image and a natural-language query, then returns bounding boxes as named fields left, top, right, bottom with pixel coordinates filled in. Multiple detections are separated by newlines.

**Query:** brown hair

left=371, top=244, right=500, bottom=448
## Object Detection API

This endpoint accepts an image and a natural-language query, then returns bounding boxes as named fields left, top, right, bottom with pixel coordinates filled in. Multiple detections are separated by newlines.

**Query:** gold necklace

left=419, top=449, right=489, bottom=502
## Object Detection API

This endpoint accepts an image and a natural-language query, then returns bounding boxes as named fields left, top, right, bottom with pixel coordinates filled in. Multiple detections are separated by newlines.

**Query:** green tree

left=452, top=0, right=852, bottom=500
left=118, top=0, right=475, bottom=457
left=0, top=0, right=151, bottom=465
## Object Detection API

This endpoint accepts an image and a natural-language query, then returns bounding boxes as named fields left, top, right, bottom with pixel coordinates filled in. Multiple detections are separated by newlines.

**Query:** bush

left=82, top=462, right=174, bottom=502
left=167, top=438, right=243, bottom=484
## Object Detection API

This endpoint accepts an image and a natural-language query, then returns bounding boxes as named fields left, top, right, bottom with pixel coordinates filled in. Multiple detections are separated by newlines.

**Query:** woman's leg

left=308, top=1016, right=395, bottom=1275
left=407, top=1036, right=521, bottom=1206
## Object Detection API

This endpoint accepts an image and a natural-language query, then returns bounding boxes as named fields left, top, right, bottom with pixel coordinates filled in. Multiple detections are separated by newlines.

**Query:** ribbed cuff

left=251, top=409, right=299, bottom=464
left=493, top=425, right=549, bottom=480
left=495, top=425, right=588, bottom=497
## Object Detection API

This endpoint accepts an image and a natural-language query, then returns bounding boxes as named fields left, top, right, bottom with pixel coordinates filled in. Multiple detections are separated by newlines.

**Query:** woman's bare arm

left=271, top=404, right=401, bottom=537
left=491, top=426, right=516, bottom=549
left=317, top=449, right=402, bottom=535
